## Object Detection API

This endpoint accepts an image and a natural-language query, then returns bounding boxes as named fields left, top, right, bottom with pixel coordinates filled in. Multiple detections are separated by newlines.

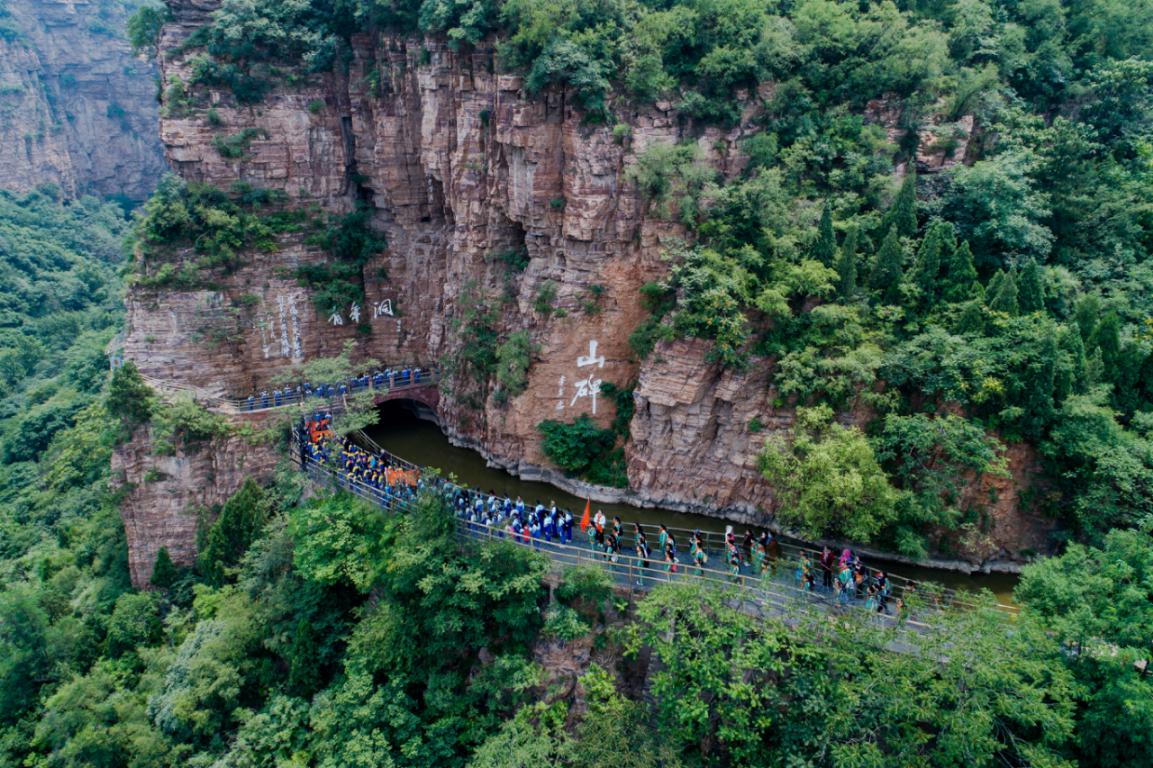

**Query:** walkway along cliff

left=115, top=0, right=1053, bottom=586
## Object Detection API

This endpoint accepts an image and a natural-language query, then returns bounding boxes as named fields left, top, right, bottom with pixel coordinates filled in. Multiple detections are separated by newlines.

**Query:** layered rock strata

left=117, top=0, right=1046, bottom=583
left=0, top=0, right=165, bottom=199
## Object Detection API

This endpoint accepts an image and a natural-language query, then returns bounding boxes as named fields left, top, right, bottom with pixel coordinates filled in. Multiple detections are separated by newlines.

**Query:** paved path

left=299, top=447, right=1017, bottom=633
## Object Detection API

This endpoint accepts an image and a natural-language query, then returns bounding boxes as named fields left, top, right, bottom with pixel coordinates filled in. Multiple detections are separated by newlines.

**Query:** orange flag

left=579, top=498, right=591, bottom=532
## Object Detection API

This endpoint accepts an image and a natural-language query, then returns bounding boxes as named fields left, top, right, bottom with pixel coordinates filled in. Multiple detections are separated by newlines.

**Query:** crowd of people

left=297, top=417, right=908, bottom=618
left=246, top=367, right=428, bottom=411
left=301, top=414, right=427, bottom=509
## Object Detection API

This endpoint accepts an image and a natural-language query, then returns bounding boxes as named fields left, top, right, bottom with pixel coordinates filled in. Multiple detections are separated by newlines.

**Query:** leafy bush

left=760, top=405, right=901, bottom=543
left=211, top=127, right=269, bottom=159
left=494, top=330, right=536, bottom=402
left=296, top=203, right=385, bottom=312
left=532, top=280, right=557, bottom=316
left=541, top=604, right=590, bottom=642
left=538, top=415, right=617, bottom=477
left=134, top=175, right=292, bottom=281
left=150, top=396, right=231, bottom=455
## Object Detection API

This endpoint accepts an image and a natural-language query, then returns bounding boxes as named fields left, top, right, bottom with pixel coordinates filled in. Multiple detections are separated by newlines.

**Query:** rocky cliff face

left=117, top=0, right=1043, bottom=584
left=0, top=0, right=164, bottom=199
left=112, top=417, right=280, bottom=587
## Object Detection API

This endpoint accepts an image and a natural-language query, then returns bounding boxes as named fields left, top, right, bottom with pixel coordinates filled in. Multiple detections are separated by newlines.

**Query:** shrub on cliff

left=759, top=404, right=901, bottom=545
left=537, top=415, right=617, bottom=477
left=296, top=203, right=386, bottom=313
left=494, top=330, right=536, bottom=403
left=107, top=362, right=155, bottom=437
left=134, top=175, right=290, bottom=280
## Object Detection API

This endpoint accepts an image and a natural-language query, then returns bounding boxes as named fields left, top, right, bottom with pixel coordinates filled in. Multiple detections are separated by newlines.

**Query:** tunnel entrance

left=375, top=397, right=439, bottom=427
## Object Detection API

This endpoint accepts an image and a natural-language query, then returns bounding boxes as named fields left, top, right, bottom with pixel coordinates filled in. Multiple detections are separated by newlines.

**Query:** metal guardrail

left=138, top=366, right=1013, bottom=621
left=138, top=367, right=437, bottom=415
left=298, top=447, right=967, bottom=630
left=345, top=429, right=1015, bottom=616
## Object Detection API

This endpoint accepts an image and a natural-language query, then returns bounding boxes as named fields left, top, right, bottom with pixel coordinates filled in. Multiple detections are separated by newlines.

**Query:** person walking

left=819, top=546, right=835, bottom=591
left=635, top=525, right=650, bottom=568
left=726, top=541, right=742, bottom=581
left=561, top=509, right=573, bottom=544
left=751, top=542, right=766, bottom=579
left=693, top=538, right=708, bottom=576
left=767, top=533, right=781, bottom=576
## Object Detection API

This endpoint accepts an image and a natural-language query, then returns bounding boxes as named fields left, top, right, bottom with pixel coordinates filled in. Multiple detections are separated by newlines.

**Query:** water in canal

left=363, top=402, right=1020, bottom=604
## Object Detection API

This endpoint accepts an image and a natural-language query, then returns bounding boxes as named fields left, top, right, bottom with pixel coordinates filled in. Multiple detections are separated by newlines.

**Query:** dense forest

left=0, top=0, right=1150, bottom=765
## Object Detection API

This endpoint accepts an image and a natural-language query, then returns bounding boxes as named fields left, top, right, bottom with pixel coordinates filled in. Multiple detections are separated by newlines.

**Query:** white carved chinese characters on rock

left=560, top=340, right=607, bottom=415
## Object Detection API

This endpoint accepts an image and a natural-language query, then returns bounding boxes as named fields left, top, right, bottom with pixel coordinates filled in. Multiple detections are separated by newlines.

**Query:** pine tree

left=150, top=546, right=178, bottom=590
left=288, top=618, right=323, bottom=697
left=955, top=298, right=987, bottom=335
left=107, top=362, right=155, bottom=432
left=883, top=172, right=918, bottom=237
left=1058, top=326, right=1088, bottom=398
left=198, top=478, right=270, bottom=585
left=836, top=224, right=859, bottom=301
left=1093, top=311, right=1121, bottom=373
left=869, top=227, right=905, bottom=304
left=987, top=268, right=1020, bottom=316
left=1086, top=347, right=1105, bottom=386
left=942, top=240, right=978, bottom=302
left=1074, top=294, right=1100, bottom=342
left=1018, top=327, right=1058, bottom=440
left=912, top=219, right=953, bottom=300
left=813, top=202, right=836, bottom=265
left=1018, top=257, right=1044, bottom=313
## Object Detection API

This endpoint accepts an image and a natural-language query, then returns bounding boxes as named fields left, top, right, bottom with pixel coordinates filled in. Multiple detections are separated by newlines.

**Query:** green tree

left=760, top=405, right=901, bottom=542
left=869, top=226, right=905, bottom=304
left=941, top=239, right=979, bottom=301
left=127, top=4, right=169, bottom=55
left=0, top=586, right=52, bottom=722
left=876, top=413, right=1006, bottom=517
left=1016, top=526, right=1153, bottom=768
left=290, top=494, right=387, bottom=592
left=286, top=618, right=323, bottom=697
left=911, top=218, right=954, bottom=301
left=836, top=224, right=859, bottom=300
left=1018, top=256, right=1045, bottom=313
left=813, top=202, right=836, bottom=264
left=1074, top=294, right=1101, bottom=342
left=945, top=153, right=1054, bottom=269
left=987, top=267, right=1020, bottom=315
left=103, top=593, right=162, bottom=659
left=955, top=292, right=988, bottom=334
left=199, top=478, right=271, bottom=585
left=883, top=171, right=918, bottom=236
left=107, top=362, right=154, bottom=434
left=1044, top=392, right=1153, bottom=537
left=1092, top=310, right=1122, bottom=372
left=151, top=546, right=178, bottom=589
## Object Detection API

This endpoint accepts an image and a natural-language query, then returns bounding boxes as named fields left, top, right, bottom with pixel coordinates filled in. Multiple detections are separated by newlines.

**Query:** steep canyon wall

left=0, top=0, right=165, bottom=199
left=118, top=0, right=1048, bottom=583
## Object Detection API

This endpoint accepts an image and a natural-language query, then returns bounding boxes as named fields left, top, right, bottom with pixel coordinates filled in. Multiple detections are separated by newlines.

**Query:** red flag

left=579, top=498, right=591, bottom=532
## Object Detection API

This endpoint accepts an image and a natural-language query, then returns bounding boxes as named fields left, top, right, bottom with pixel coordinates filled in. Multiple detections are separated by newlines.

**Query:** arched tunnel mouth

left=374, top=397, right=439, bottom=427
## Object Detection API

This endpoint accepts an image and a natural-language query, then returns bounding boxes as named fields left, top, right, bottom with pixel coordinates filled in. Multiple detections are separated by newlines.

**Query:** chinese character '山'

left=577, top=340, right=605, bottom=368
